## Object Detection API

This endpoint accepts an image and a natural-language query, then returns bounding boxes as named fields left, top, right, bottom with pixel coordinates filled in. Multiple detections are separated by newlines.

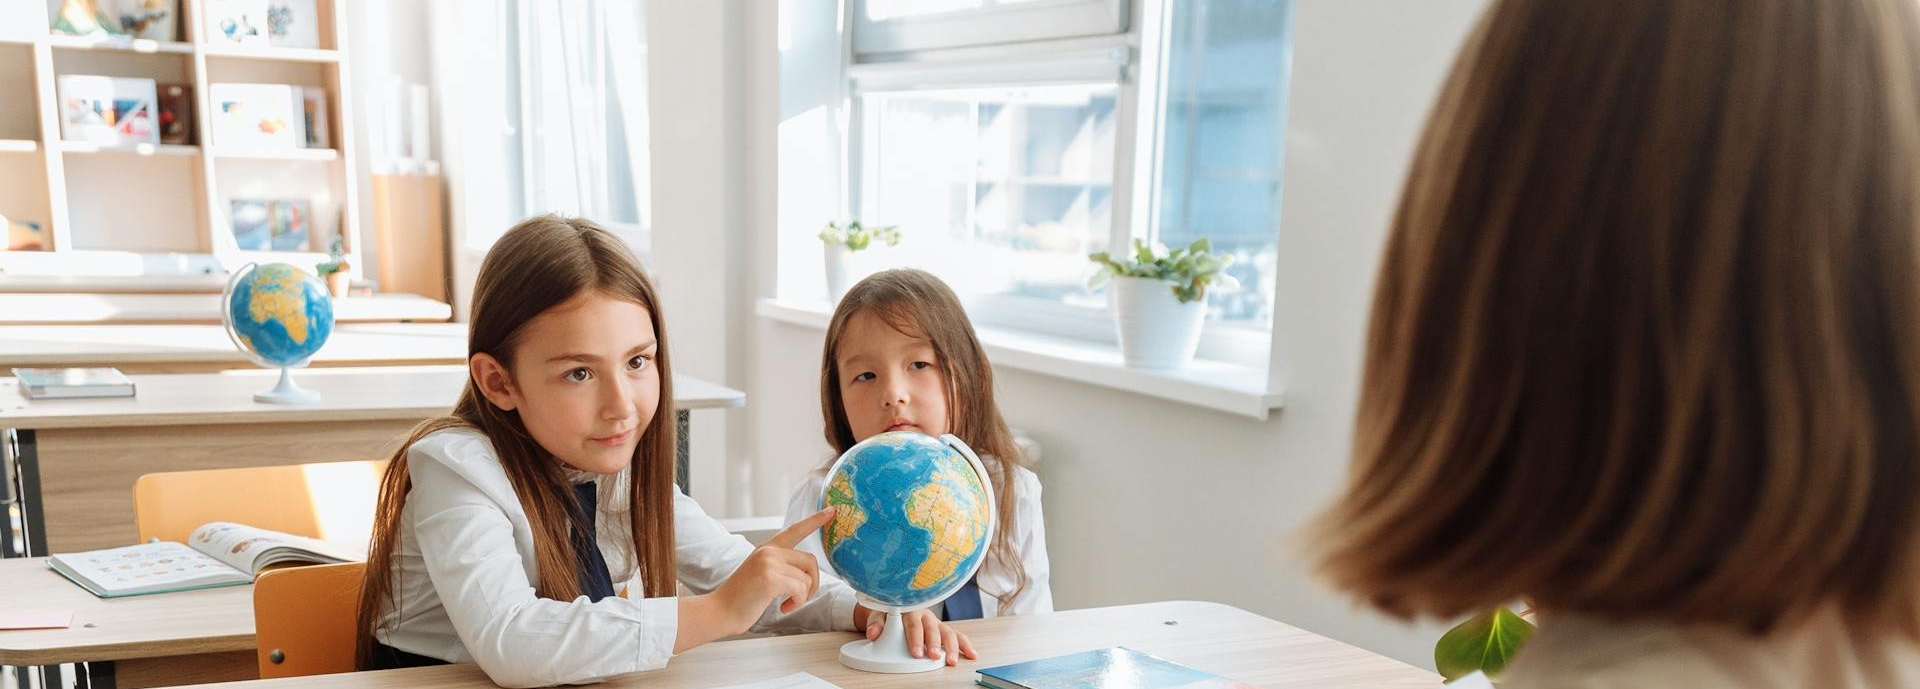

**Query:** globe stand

left=840, top=608, right=943, bottom=673
left=253, top=367, right=320, bottom=404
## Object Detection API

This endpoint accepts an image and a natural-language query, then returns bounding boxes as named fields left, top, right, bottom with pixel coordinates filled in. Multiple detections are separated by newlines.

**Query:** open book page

left=47, top=541, right=249, bottom=597
left=187, top=522, right=366, bottom=576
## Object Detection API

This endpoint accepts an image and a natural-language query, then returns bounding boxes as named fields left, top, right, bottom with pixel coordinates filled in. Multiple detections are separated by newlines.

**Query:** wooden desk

left=0, top=293, right=452, bottom=325
left=0, top=323, right=468, bottom=374
left=0, top=365, right=746, bottom=556
left=159, top=600, right=1437, bottom=689
left=0, top=557, right=257, bottom=688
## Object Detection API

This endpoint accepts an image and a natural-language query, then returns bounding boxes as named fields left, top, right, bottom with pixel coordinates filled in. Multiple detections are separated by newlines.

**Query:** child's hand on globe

left=861, top=607, right=977, bottom=666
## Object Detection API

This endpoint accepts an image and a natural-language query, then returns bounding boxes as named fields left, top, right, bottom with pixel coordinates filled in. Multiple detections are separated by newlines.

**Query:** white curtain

left=431, top=0, right=650, bottom=257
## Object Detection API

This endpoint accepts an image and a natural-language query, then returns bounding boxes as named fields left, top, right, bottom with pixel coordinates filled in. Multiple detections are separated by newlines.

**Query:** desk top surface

left=0, top=323, right=469, bottom=368
left=0, top=557, right=256, bottom=664
left=165, top=600, right=1436, bottom=689
left=0, top=293, right=453, bottom=325
left=0, top=365, right=746, bottom=429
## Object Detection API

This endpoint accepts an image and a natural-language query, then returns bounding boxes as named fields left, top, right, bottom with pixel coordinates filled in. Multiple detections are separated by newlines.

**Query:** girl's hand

left=864, top=607, right=978, bottom=666
left=682, top=508, right=834, bottom=650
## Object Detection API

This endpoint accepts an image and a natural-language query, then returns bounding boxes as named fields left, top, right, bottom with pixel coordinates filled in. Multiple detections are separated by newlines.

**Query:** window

left=839, top=0, right=1293, bottom=355
left=1149, top=0, right=1292, bottom=328
left=858, top=83, right=1117, bottom=302
left=446, top=0, right=650, bottom=252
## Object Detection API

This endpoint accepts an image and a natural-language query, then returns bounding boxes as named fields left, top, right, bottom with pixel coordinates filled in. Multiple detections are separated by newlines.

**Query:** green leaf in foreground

left=1434, top=606, right=1535, bottom=682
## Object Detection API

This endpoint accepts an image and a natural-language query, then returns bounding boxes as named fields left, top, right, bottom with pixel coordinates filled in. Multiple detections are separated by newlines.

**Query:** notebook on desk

left=976, top=647, right=1257, bottom=689
left=10, top=367, right=135, bottom=399
left=48, top=521, right=364, bottom=598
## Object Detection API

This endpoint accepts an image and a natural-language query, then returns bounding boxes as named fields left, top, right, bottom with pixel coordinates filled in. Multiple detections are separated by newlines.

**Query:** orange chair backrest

left=133, top=460, right=388, bottom=545
left=254, top=561, right=366, bottom=678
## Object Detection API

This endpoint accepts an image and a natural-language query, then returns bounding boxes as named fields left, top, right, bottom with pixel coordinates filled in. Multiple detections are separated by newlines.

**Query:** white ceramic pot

left=1111, top=276, right=1206, bottom=368
left=824, top=243, right=853, bottom=303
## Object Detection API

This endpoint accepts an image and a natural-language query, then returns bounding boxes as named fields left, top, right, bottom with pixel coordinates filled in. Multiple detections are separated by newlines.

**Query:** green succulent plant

left=315, top=235, right=349, bottom=276
left=818, top=220, right=902, bottom=252
left=1087, top=237, right=1240, bottom=304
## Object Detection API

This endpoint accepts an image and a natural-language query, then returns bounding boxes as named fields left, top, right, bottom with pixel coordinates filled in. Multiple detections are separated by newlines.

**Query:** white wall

left=746, top=0, right=1489, bottom=669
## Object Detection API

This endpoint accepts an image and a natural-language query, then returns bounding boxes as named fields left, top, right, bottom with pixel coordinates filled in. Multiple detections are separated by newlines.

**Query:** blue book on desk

left=10, top=367, right=135, bottom=399
left=976, top=647, right=1257, bottom=689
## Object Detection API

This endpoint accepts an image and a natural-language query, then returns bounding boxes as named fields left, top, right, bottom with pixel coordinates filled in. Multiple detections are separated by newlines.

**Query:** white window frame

left=842, top=0, right=1280, bottom=371
left=852, top=0, right=1129, bottom=56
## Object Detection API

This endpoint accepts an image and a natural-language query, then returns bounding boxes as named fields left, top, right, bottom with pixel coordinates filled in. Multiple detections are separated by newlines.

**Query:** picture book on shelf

left=269, top=199, right=310, bottom=251
left=47, top=521, right=364, bottom=598
left=57, top=75, right=158, bottom=145
left=210, top=82, right=303, bottom=152
left=203, top=0, right=269, bottom=46
left=975, top=647, right=1257, bottom=689
left=231, top=199, right=271, bottom=250
left=10, top=367, right=135, bottom=399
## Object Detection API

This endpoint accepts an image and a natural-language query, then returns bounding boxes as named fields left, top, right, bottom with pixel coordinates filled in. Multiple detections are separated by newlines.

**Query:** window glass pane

left=1155, top=0, right=1291, bottom=326
left=862, top=83, right=1116, bottom=304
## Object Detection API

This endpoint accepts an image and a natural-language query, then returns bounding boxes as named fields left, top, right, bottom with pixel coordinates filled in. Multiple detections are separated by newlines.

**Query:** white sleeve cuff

left=832, top=584, right=860, bottom=632
left=638, top=596, right=680, bottom=669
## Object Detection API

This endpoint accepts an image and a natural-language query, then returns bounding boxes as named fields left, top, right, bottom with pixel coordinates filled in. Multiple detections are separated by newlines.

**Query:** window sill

left=757, top=298, right=1284, bottom=420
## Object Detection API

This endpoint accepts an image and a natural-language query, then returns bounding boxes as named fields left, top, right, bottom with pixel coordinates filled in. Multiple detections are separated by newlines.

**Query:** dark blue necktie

left=941, top=578, right=983, bottom=621
left=571, top=482, right=616, bottom=602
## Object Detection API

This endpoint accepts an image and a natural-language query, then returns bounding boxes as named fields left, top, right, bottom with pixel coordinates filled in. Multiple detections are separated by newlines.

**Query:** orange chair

left=254, top=562, right=366, bottom=678
left=133, top=460, right=388, bottom=544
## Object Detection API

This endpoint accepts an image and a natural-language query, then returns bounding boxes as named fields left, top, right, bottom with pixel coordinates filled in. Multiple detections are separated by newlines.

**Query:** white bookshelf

left=0, top=0, right=375, bottom=298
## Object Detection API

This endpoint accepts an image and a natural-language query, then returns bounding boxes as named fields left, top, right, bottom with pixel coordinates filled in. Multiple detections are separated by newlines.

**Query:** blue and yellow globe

left=222, top=262, right=334, bottom=368
left=819, top=431, right=995, bottom=611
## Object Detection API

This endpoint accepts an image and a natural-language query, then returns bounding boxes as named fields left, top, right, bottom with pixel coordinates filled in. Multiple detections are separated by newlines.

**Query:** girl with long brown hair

left=1313, top=0, right=1920, bottom=686
left=356, top=216, right=941, bottom=687
left=784, top=269, right=1052, bottom=664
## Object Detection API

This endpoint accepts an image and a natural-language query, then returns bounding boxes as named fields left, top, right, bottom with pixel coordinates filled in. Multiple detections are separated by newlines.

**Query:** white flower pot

left=1111, top=276, right=1206, bottom=368
left=824, top=243, right=853, bottom=303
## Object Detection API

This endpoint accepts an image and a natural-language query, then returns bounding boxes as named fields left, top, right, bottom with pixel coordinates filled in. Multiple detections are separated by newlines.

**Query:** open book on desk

left=48, top=521, right=365, bottom=598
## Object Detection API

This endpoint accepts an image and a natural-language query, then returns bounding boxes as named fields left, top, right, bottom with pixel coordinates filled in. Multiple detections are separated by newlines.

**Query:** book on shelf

left=210, top=82, right=304, bottom=153
left=10, top=367, right=135, bottom=399
left=975, top=647, right=1257, bottom=689
left=47, top=521, right=365, bottom=598
left=56, top=75, right=159, bottom=146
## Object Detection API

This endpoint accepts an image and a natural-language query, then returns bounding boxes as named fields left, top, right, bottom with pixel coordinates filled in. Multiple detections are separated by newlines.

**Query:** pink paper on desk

left=0, top=611, right=74, bottom=630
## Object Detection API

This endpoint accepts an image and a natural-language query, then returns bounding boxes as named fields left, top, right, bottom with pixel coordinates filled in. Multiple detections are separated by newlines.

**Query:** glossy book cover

left=976, top=647, right=1256, bottom=689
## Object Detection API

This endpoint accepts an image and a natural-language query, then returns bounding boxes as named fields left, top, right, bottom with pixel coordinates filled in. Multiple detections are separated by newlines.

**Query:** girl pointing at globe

left=352, top=216, right=970, bottom=687
left=786, top=269, right=1054, bottom=659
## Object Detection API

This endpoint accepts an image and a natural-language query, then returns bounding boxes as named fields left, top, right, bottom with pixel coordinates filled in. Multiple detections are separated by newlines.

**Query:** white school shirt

left=375, top=428, right=857, bottom=688
left=1498, top=607, right=1920, bottom=689
left=782, top=454, right=1053, bottom=618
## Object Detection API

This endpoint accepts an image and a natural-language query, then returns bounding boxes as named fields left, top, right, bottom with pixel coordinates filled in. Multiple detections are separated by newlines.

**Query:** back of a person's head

left=1315, top=0, right=1920, bottom=637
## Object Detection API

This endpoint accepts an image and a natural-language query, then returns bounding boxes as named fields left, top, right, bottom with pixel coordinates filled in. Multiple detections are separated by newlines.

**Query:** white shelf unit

left=0, top=0, right=364, bottom=289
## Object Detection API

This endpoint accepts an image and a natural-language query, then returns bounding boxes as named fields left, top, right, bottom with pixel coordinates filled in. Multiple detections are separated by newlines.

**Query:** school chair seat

left=132, top=460, right=388, bottom=545
left=254, top=561, right=366, bottom=678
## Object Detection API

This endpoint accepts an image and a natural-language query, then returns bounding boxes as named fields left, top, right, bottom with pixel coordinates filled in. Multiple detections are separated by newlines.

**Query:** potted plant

left=315, top=235, right=350, bottom=298
left=1087, top=238, right=1239, bottom=368
left=819, top=220, right=901, bottom=303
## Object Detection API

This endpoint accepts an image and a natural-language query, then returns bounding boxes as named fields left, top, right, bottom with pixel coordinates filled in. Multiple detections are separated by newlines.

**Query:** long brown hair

left=1313, top=0, right=1920, bottom=637
left=356, top=216, right=679, bottom=666
left=820, top=269, right=1030, bottom=608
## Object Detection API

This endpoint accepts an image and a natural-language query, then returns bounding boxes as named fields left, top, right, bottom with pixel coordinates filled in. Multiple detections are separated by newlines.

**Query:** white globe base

left=839, top=611, right=943, bottom=673
left=253, top=367, right=320, bottom=404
